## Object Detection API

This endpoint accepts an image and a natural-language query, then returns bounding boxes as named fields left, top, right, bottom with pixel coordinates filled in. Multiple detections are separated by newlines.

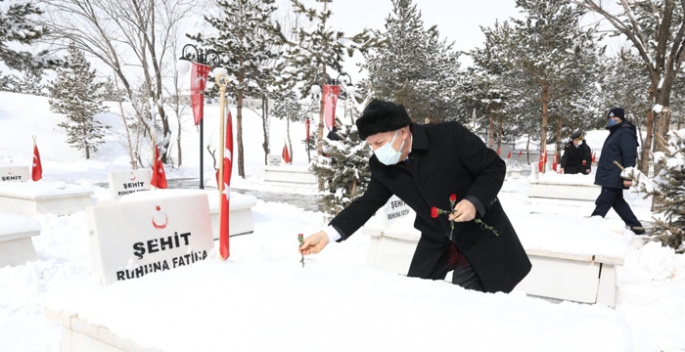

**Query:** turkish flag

left=552, top=152, right=558, bottom=172
left=323, top=85, right=341, bottom=131
left=518, top=150, right=523, bottom=158
left=507, top=150, right=512, bottom=159
left=217, top=111, right=234, bottom=260
left=305, top=119, right=310, bottom=141
left=150, top=146, right=167, bottom=189
left=282, top=142, right=291, bottom=164
left=538, top=153, right=544, bottom=173
left=592, top=151, right=596, bottom=163
left=191, top=62, right=211, bottom=125
left=31, top=144, right=42, bottom=181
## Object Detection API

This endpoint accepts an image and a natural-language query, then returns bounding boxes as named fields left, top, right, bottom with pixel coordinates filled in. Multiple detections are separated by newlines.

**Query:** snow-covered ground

left=1, top=92, right=685, bottom=351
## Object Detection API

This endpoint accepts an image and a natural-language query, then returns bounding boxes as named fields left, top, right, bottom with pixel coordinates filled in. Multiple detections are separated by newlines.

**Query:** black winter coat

left=561, top=141, right=592, bottom=174
left=329, top=122, right=531, bottom=293
left=595, top=121, right=639, bottom=189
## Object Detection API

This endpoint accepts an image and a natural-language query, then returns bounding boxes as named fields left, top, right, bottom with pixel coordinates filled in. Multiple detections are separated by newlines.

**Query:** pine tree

left=274, top=0, right=377, bottom=190
left=638, top=129, right=685, bottom=252
left=311, top=117, right=372, bottom=217
left=100, top=76, right=119, bottom=101
left=505, top=0, right=604, bottom=172
left=17, top=69, right=46, bottom=96
left=0, top=71, right=19, bottom=92
left=0, top=0, right=59, bottom=74
left=363, top=0, right=462, bottom=122
left=188, top=0, right=280, bottom=178
left=48, top=45, right=108, bottom=159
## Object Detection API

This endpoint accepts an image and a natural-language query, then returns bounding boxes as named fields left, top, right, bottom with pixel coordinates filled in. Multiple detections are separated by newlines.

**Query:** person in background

left=560, top=131, right=592, bottom=175
left=299, top=99, right=531, bottom=293
left=591, top=108, right=645, bottom=235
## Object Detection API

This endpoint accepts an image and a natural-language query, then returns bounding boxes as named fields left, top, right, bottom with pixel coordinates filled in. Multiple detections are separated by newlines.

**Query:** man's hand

left=623, top=180, right=633, bottom=188
left=448, top=199, right=476, bottom=222
left=586, top=169, right=591, bottom=174
left=560, top=168, right=564, bottom=174
left=299, top=231, right=330, bottom=255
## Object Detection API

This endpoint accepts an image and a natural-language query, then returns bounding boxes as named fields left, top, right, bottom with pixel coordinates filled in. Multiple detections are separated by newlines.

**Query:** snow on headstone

left=86, top=192, right=214, bottom=285
left=108, top=170, right=153, bottom=199
left=0, top=166, right=30, bottom=182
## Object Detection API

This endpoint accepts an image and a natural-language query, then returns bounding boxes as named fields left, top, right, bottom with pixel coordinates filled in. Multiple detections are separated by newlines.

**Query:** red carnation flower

left=449, top=194, right=457, bottom=203
left=431, top=206, right=439, bottom=218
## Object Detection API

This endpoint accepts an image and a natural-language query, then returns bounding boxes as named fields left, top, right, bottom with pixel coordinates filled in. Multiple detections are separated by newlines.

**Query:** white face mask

left=373, top=130, right=404, bottom=165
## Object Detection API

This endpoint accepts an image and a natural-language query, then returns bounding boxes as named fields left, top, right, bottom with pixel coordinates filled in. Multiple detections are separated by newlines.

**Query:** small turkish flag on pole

left=497, top=147, right=501, bottom=155
left=552, top=152, right=558, bottom=172
left=150, top=146, right=167, bottom=189
left=190, top=62, right=211, bottom=125
left=538, top=153, right=544, bottom=173
left=31, top=136, right=42, bottom=181
left=592, top=151, right=596, bottom=163
left=507, top=150, right=512, bottom=159
left=218, top=111, right=233, bottom=260
left=282, top=142, right=291, bottom=164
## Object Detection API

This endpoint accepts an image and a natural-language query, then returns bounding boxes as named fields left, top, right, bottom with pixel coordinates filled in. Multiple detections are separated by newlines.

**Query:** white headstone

left=384, top=195, right=412, bottom=225
left=267, top=154, right=282, bottom=167
left=86, top=192, right=214, bottom=286
left=0, top=166, right=30, bottom=182
left=108, top=170, right=153, bottom=199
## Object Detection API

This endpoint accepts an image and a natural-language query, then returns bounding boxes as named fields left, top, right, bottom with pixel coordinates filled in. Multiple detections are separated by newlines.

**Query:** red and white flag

left=552, top=152, right=558, bottom=172
left=323, top=85, right=341, bottom=131
left=507, top=150, right=512, bottom=159
left=591, top=151, right=596, bottom=163
left=150, top=146, right=167, bottom=189
left=190, top=62, right=212, bottom=125
left=538, top=153, right=544, bottom=173
left=282, top=142, right=291, bottom=164
left=217, top=111, right=234, bottom=260
left=31, top=144, right=42, bottom=181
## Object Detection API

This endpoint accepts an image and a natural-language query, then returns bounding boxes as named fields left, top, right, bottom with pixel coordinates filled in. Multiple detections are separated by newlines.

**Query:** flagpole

left=32, top=135, right=36, bottom=148
left=216, top=73, right=228, bottom=261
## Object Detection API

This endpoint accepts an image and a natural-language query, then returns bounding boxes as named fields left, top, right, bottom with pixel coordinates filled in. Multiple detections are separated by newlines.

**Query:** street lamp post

left=178, top=44, right=218, bottom=190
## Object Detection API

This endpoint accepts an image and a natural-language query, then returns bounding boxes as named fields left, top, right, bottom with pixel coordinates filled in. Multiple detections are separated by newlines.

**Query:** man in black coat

left=560, top=131, right=592, bottom=175
left=300, top=99, right=531, bottom=293
left=591, top=108, right=645, bottom=235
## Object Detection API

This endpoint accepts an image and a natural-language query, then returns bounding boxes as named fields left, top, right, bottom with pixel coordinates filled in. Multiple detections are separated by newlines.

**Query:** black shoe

left=631, top=226, right=646, bottom=235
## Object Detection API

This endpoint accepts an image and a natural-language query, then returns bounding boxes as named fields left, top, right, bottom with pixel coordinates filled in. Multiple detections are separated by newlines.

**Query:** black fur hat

left=608, top=108, right=625, bottom=120
left=356, top=99, right=411, bottom=140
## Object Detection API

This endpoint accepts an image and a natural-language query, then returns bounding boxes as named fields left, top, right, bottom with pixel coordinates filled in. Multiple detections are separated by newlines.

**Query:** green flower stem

left=474, top=219, right=499, bottom=236
left=298, top=236, right=305, bottom=268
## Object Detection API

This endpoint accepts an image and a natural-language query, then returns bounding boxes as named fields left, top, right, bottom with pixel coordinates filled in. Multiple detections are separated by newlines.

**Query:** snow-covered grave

left=512, top=214, right=629, bottom=307
left=86, top=191, right=215, bottom=286
left=362, top=197, right=629, bottom=307
left=0, top=211, right=41, bottom=267
left=42, top=250, right=633, bottom=352
left=0, top=166, right=30, bottom=182
left=263, top=154, right=317, bottom=186
left=108, top=189, right=257, bottom=239
left=107, top=170, right=152, bottom=199
left=526, top=171, right=651, bottom=221
left=0, top=181, right=94, bottom=217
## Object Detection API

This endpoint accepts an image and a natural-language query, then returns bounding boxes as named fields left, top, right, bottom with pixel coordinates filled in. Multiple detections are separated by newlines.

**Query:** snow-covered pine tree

left=17, top=69, right=46, bottom=96
left=272, top=89, right=307, bottom=164
left=100, top=76, right=119, bottom=101
left=466, top=20, right=513, bottom=150
left=0, top=0, right=59, bottom=74
left=505, top=0, right=604, bottom=172
left=362, top=0, right=462, bottom=122
left=311, top=117, right=372, bottom=217
left=0, top=71, right=19, bottom=92
left=48, top=45, right=108, bottom=159
left=188, top=0, right=280, bottom=178
left=641, top=129, right=685, bottom=252
left=273, top=0, right=377, bottom=190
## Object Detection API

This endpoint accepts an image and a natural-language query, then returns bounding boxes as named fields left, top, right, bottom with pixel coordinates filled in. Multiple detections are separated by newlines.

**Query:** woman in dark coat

left=591, top=108, right=645, bottom=234
left=561, top=131, right=592, bottom=175
left=300, top=99, right=531, bottom=293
